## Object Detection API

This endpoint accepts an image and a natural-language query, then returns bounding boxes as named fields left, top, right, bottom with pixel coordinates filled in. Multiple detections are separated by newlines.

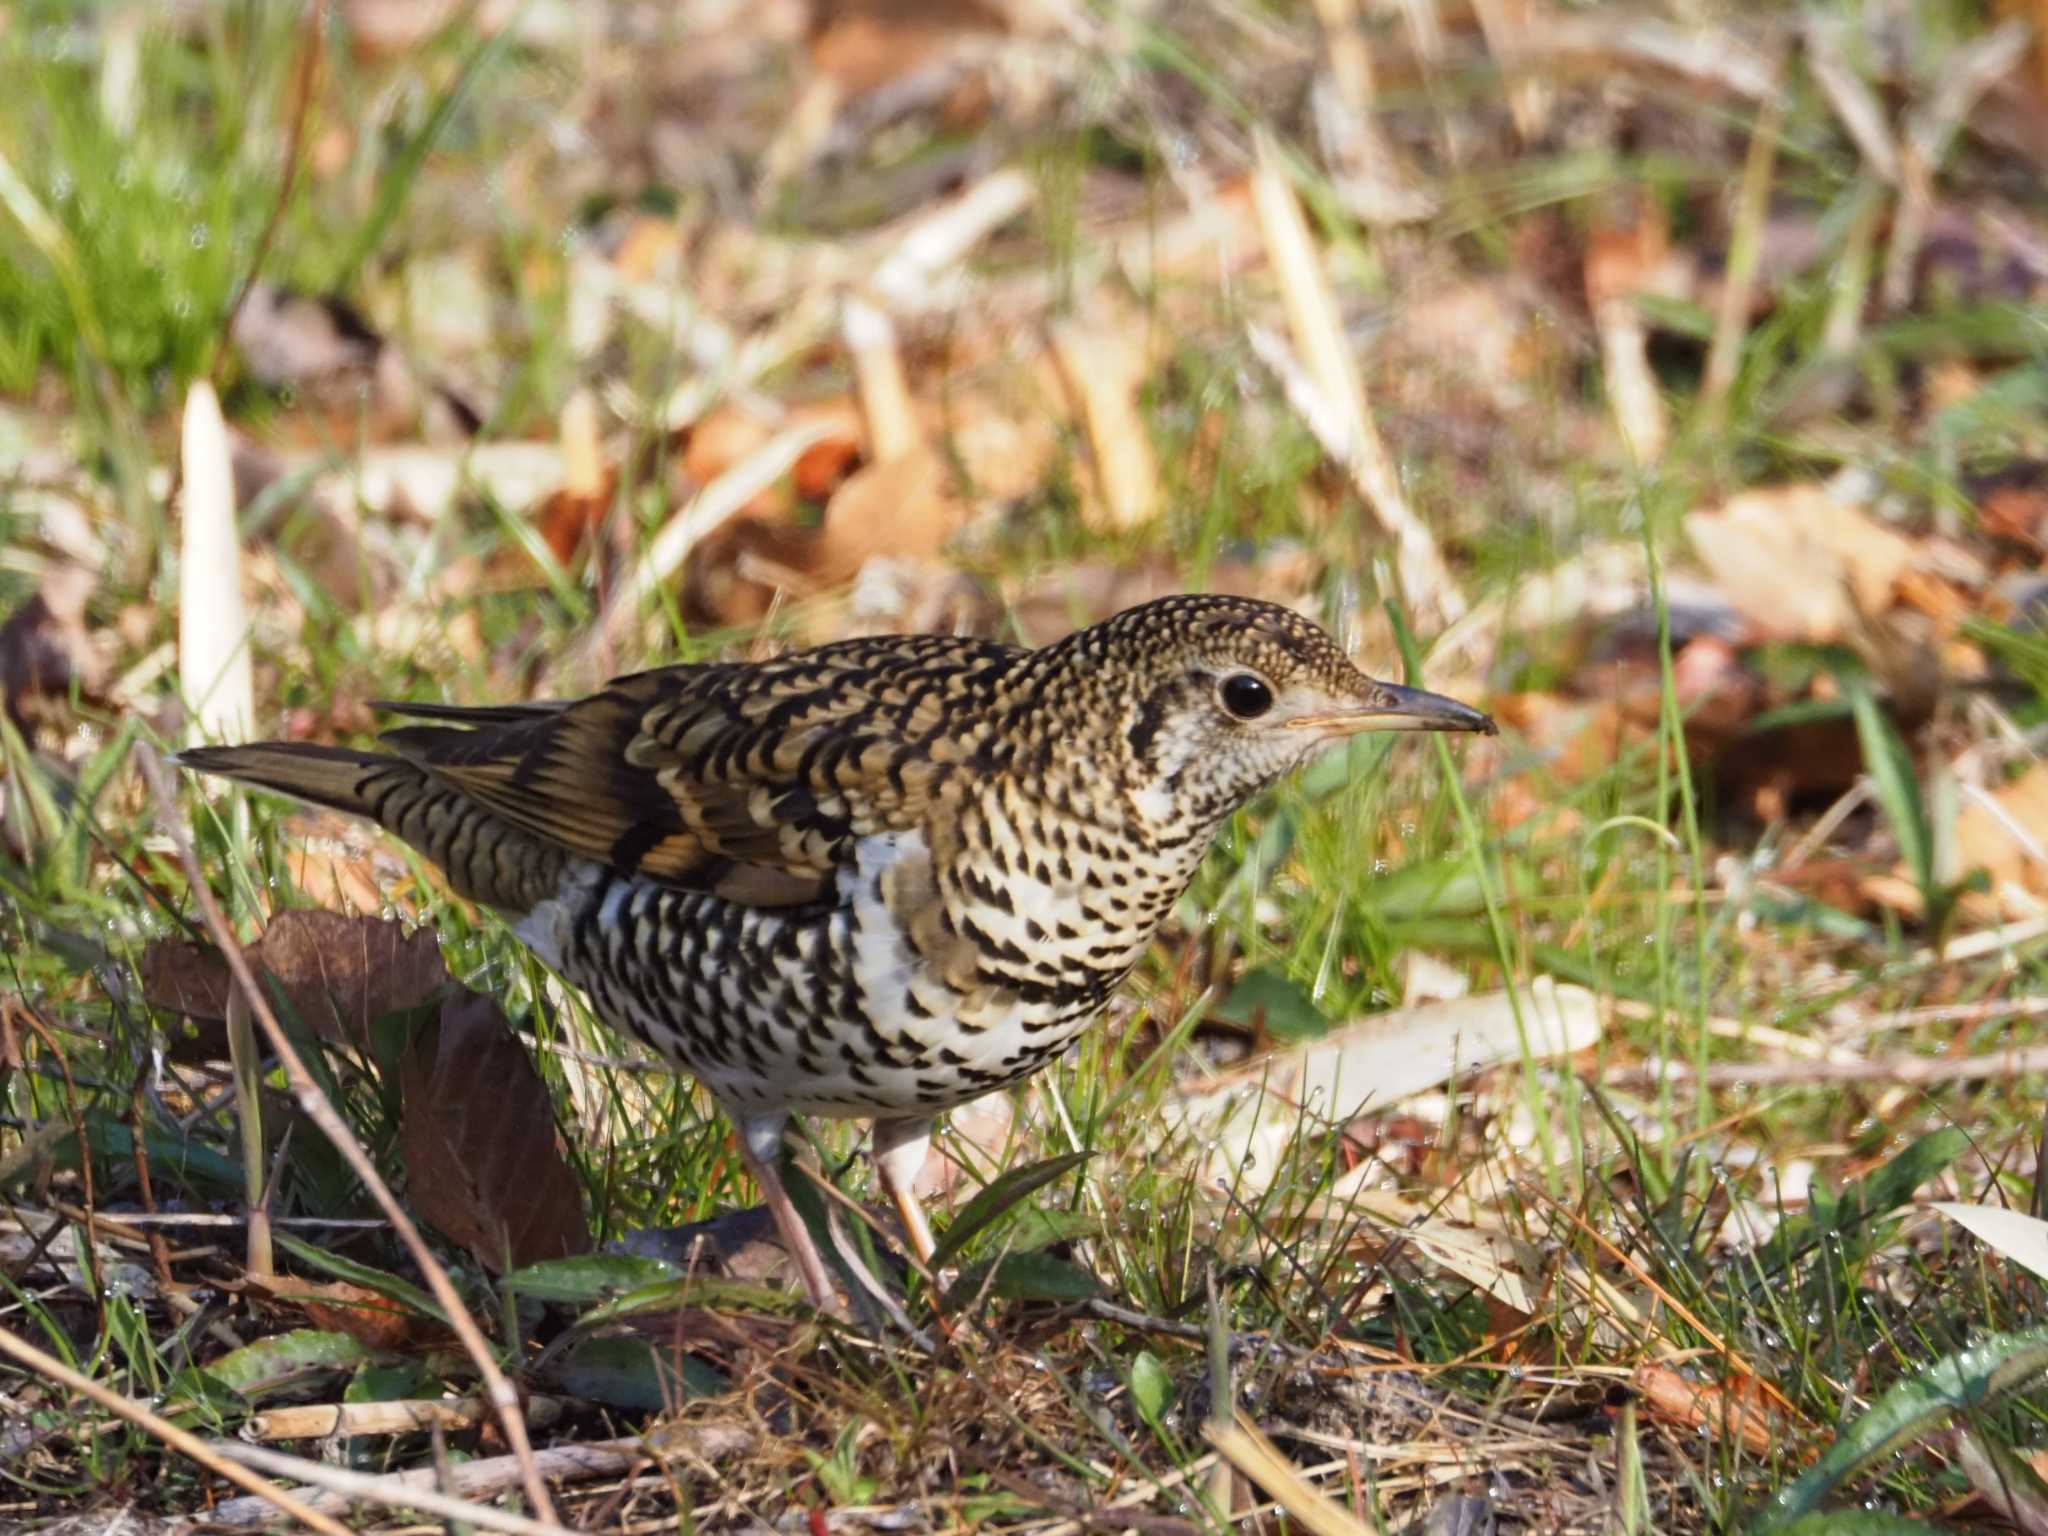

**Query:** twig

left=137, top=745, right=563, bottom=1527
left=843, top=293, right=922, bottom=463
left=0, top=1323, right=353, bottom=1536
left=1604, top=1045, right=2048, bottom=1090
left=206, top=1429, right=753, bottom=1527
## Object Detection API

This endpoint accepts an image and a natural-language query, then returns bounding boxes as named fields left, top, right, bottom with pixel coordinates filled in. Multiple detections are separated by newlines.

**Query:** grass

left=6, top=2, right=2048, bottom=1531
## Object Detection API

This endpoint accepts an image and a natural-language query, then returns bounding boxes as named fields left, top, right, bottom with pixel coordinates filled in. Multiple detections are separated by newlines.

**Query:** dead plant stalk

left=136, top=744, right=564, bottom=1529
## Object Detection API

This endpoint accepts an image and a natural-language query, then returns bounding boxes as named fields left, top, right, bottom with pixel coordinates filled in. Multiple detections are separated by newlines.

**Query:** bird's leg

left=733, top=1113, right=839, bottom=1312
left=872, top=1116, right=938, bottom=1269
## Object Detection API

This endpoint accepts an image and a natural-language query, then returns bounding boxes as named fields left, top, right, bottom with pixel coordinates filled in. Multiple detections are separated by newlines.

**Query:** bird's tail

left=175, top=742, right=566, bottom=912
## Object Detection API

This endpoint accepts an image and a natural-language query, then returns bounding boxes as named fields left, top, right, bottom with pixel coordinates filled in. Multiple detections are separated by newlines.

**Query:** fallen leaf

left=0, top=564, right=103, bottom=731
left=251, top=910, right=450, bottom=1043
left=811, top=446, right=967, bottom=584
left=1630, top=1362, right=1777, bottom=1457
left=399, top=991, right=591, bottom=1271
left=245, top=1273, right=442, bottom=1352
left=1955, top=761, right=2048, bottom=909
left=1172, top=979, right=1602, bottom=1194
left=141, top=911, right=449, bottom=1048
left=1685, top=483, right=1917, bottom=643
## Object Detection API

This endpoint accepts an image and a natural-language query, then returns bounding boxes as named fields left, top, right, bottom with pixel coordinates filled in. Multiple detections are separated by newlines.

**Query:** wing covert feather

left=375, top=636, right=1020, bottom=907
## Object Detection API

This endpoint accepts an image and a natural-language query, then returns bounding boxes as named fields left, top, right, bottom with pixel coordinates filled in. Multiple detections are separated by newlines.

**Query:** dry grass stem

left=137, top=745, right=563, bottom=1527
left=0, top=1323, right=355, bottom=1536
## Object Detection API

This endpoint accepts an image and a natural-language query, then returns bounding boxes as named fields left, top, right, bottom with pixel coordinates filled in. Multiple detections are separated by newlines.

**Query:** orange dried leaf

left=1630, top=1362, right=1777, bottom=1456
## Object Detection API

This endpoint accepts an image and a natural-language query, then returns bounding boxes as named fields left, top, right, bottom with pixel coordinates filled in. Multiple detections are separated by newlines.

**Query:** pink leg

left=733, top=1113, right=839, bottom=1311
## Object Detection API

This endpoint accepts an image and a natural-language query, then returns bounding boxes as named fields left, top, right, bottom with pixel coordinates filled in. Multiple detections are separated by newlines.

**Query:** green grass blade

left=1751, top=1322, right=2048, bottom=1528
left=929, top=1149, right=1093, bottom=1270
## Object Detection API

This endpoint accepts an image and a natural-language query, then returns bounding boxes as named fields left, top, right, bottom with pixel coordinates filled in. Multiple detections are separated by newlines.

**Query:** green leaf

left=1128, top=1350, right=1172, bottom=1429
left=1849, top=685, right=1934, bottom=912
left=542, top=1334, right=725, bottom=1412
left=945, top=1250, right=1102, bottom=1307
left=500, top=1253, right=680, bottom=1307
left=1209, top=966, right=1326, bottom=1043
left=1760, top=1518, right=1942, bottom=1535
left=1750, top=1322, right=2048, bottom=1529
left=930, top=1150, right=1092, bottom=1270
left=273, top=1234, right=451, bottom=1328
left=1004, top=1205, right=1098, bottom=1254
left=203, top=1330, right=370, bottom=1399
left=344, top=1360, right=425, bottom=1405
left=577, top=1276, right=815, bottom=1330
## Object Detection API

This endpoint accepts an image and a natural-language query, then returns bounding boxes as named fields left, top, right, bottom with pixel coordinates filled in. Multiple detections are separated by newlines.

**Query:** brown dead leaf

left=250, top=911, right=449, bottom=1045
left=139, top=940, right=236, bottom=1024
left=1685, top=483, right=1916, bottom=643
left=399, top=991, right=590, bottom=1272
left=141, top=912, right=448, bottom=1048
left=789, top=398, right=866, bottom=502
left=809, top=0, right=1010, bottom=97
left=1, top=564, right=104, bottom=731
left=811, top=446, right=967, bottom=584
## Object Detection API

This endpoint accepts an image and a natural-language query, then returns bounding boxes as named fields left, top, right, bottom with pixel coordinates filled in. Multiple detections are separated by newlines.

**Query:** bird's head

left=1042, top=595, right=1494, bottom=830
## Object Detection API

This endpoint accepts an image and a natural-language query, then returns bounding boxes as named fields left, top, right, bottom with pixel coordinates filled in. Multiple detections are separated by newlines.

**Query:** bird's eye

left=1218, top=672, right=1274, bottom=720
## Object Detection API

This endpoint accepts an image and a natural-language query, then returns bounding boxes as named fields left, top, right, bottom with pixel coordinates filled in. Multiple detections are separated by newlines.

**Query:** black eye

left=1218, top=672, right=1274, bottom=720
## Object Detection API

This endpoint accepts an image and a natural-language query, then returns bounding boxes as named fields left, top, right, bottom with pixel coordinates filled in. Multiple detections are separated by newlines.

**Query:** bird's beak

left=1292, top=682, right=1498, bottom=736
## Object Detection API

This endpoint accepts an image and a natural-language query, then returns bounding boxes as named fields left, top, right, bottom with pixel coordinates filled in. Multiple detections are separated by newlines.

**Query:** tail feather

left=176, top=740, right=566, bottom=912
left=175, top=743, right=394, bottom=820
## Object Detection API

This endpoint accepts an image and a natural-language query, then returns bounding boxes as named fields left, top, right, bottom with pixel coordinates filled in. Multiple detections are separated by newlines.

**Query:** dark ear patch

left=1126, top=684, right=1171, bottom=763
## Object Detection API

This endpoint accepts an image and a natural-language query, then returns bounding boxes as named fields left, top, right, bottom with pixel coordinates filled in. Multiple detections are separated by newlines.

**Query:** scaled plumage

left=180, top=595, right=1493, bottom=1306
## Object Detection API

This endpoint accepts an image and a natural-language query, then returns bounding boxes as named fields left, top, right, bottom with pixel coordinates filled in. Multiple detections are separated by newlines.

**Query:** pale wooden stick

left=1247, top=130, right=1463, bottom=625
left=208, top=1438, right=621, bottom=1533
left=1603, top=1044, right=2048, bottom=1090
left=1246, top=323, right=1466, bottom=625
left=1047, top=316, right=1162, bottom=533
left=842, top=293, right=922, bottom=463
left=1309, top=0, right=1376, bottom=108
left=138, top=747, right=562, bottom=1527
left=251, top=1395, right=566, bottom=1442
left=207, top=1427, right=754, bottom=1527
left=0, top=1323, right=353, bottom=1536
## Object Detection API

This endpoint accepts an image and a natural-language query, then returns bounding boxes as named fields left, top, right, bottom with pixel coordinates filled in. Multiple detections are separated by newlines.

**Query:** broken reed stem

left=0, top=1324, right=354, bottom=1536
left=1247, top=129, right=1463, bottom=625
left=1697, top=92, right=1784, bottom=422
left=1206, top=1410, right=1374, bottom=1536
left=224, top=989, right=272, bottom=1278
left=137, top=745, right=564, bottom=1530
left=843, top=292, right=922, bottom=463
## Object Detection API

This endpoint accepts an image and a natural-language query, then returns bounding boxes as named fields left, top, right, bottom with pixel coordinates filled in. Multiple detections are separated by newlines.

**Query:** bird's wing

left=376, top=638, right=1012, bottom=907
